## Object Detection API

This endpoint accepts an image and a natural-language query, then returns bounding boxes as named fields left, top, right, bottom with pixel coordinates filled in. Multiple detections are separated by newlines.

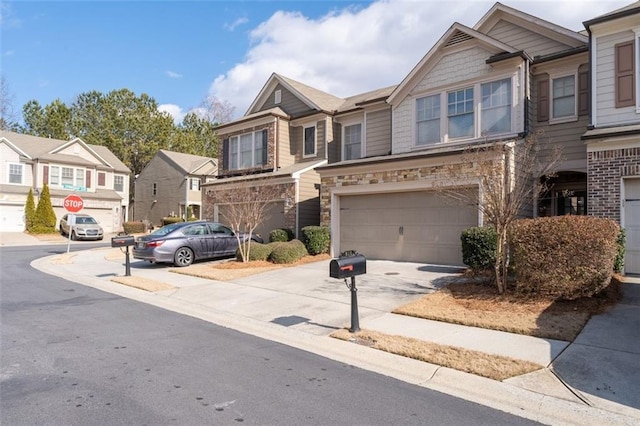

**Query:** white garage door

left=217, top=201, right=287, bottom=241
left=625, top=178, right=640, bottom=275
left=0, top=204, right=25, bottom=232
left=339, top=191, right=478, bottom=265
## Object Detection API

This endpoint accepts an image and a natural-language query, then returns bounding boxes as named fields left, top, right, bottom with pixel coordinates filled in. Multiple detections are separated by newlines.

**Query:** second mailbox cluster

left=330, top=253, right=366, bottom=279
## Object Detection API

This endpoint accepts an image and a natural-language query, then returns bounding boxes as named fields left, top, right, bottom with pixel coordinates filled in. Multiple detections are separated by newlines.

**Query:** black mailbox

left=111, top=235, right=135, bottom=248
left=330, top=253, right=366, bottom=279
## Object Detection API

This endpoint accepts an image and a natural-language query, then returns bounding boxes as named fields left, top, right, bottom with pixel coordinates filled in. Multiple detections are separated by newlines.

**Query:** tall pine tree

left=32, top=184, right=57, bottom=234
left=24, top=188, right=36, bottom=233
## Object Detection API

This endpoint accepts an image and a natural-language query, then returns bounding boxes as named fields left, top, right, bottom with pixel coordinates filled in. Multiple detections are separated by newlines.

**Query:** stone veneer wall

left=319, top=160, right=481, bottom=226
left=587, top=147, right=640, bottom=222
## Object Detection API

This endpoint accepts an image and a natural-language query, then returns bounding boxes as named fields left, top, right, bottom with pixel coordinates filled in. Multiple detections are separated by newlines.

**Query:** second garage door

left=339, top=190, right=478, bottom=265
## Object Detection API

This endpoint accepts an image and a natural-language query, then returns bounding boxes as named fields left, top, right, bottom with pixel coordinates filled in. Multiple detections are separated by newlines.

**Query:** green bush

left=300, top=226, right=330, bottom=255
left=162, top=216, right=184, bottom=225
left=269, top=239, right=308, bottom=264
left=614, top=228, right=626, bottom=274
left=32, top=184, right=57, bottom=234
left=236, top=242, right=274, bottom=261
left=460, top=227, right=497, bottom=271
left=25, top=188, right=36, bottom=232
left=269, top=228, right=294, bottom=242
left=124, top=221, right=146, bottom=234
left=509, top=216, right=619, bottom=300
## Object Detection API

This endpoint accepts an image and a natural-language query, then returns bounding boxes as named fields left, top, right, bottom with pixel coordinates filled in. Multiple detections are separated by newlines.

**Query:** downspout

left=585, top=25, right=593, bottom=127
left=275, top=117, right=279, bottom=170
left=294, top=177, right=300, bottom=239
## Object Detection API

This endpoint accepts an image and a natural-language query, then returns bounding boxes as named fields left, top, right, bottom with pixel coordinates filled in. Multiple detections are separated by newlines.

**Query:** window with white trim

left=343, top=123, right=362, bottom=160
left=416, top=94, right=440, bottom=145
left=304, top=125, right=316, bottom=157
left=50, top=165, right=86, bottom=189
left=228, top=130, right=267, bottom=170
left=8, top=163, right=23, bottom=184
left=114, top=175, right=124, bottom=192
left=481, top=78, right=511, bottom=134
left=190, top=178, right=200, bottom=191
left=447, top=87, right=474, bottom=139
left=552, top=75, right=575, bottom=119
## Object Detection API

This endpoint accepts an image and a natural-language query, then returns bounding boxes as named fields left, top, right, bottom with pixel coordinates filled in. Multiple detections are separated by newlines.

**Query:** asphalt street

left=0, top=245, right=540, bottom=425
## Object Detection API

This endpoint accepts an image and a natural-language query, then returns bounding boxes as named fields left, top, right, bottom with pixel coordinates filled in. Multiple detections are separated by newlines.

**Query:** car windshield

left=149, top=223, right=184, bottom=237
left=77, top=217, right=97, bottom=224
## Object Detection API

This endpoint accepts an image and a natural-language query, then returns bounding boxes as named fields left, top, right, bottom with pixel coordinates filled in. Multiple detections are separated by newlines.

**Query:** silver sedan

left=132, top=221, right=262, bottom=267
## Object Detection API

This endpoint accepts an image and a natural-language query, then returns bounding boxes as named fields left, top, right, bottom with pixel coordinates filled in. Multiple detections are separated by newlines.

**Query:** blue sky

left=1, top=0, right=634, bottom=124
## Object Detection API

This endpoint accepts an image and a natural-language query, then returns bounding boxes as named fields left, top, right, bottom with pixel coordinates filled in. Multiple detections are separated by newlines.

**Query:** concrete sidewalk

left=4, top=233, right=638, bottom=425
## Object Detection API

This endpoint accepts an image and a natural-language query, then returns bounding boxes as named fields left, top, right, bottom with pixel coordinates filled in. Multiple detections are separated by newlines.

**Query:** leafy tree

left=24, top=188, right=36, bottom=232
left=169, top=112, right=219, bottom=158
left=21, top=98, right=71, bottom=139
left=32, top=184, right=57, bottom=234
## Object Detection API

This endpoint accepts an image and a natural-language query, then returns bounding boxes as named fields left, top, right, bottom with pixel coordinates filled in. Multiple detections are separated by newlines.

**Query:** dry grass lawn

left=331, top=328, right=542, bottom=381
left=110, top=276, right=175, bottom=292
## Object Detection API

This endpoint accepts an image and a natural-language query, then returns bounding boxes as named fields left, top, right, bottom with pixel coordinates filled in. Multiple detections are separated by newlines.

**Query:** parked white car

left=59, top=214, right=104, bottom=241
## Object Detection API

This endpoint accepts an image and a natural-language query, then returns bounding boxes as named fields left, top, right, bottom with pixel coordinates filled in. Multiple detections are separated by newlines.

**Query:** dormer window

left=304, top=125, right=316, bottom=157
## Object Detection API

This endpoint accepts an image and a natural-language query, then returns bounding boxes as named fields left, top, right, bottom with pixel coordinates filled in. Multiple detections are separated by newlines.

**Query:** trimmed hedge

left=162, top=216, right=184, bottom=225
left=301, top=226, right=330, bottom=255
left=269, top=239, right=308, bottom=264
left=509, top=216, right=619, bottom=300
left=460, top=226, right=497, bottom=271
left=236, top=241, right=274, bottom=261
left=124, top=221, right=146, bottom=234
left=269, top=228, right=294, bottom=242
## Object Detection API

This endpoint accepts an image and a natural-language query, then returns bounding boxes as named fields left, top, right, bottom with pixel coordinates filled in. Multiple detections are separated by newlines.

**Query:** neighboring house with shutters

left=317, top=3, right=590, bottom=265
left=0, top=130, right=130, bottom=233
left=582, top=1, right=640, bottom=275
left=133, top=149, right=217, bottom=227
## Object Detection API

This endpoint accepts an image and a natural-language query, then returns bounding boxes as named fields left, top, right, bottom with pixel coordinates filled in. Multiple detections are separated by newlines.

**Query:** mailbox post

left=330, top=252, right=366, bottom=333
left=111, top=234, right=136, bottom=276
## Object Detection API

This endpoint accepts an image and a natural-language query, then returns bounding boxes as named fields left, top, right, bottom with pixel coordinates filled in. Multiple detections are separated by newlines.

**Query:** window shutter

left=43, top=165, right=49, bottom=185
left=615, top=41, right=635, bottom=108
left=578, top=70, right=589, bottom=116
left=98, top=172, right=105, bottom=186
left=537, top=79, right=549, bottom=122
left=86, top=170, right=91, bottom=188
left=262, top=129, right=268, bottom=165
left=222, top=138, right=229, bottom=171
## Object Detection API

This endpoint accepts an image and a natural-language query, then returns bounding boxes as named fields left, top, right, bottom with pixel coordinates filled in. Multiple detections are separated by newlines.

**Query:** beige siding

left=0, top=143, right=30, bottom=186
left=486, top=20, right=572, bottom=57
left=595, top=30, right=637, bottom=126
left=531, top=72, right=588, bottom=170
left=293, top=119, right=326, bottom=163
left=57, top=143, right=103, bottom=164
left=277, top=118, right=295, bottom=168
left=328, top=122, right=341, bottom=164
left=365, top=109, right=392, bottom=157
left=134, top=156, right=185, bottom=225
left=260, top=83, right=315, bottom=117
left=297, top=170, right=321, bottom=231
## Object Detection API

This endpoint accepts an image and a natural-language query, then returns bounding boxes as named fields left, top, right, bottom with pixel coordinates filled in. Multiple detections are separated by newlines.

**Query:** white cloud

left=209, top=0, right=632, bottom=118
left=158, top=104, right=185, bottom=123
left=166, top=70, right=183, bottom=79
left=225, top=16, right=249, bottom=31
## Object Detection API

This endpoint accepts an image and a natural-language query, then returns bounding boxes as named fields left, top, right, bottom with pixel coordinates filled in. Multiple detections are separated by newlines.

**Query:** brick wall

left=588, top=147, right=640, bottom=222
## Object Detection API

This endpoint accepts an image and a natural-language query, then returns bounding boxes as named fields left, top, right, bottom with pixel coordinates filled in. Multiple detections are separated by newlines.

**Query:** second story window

left=447, top=87, right=474, bottom=139
left=51, top=165, right=86, bottom=189
left=227, top=129, right=267, bottom=171
left=8, top=163, right=23, bottom=184
left=343, top=124, right=362, bottom=160
left=552, top=75, right=575, bottom=119
left=98, top=172, right=106, bottom=187
left=304, top=125, right=316, bottom=157
left=114, top=175, right=124, bottom=192
left=481, top=78, right=511, bottom=135
left=190, top=178, right=200, bottom=191
left=416, top=94, right=440, bottom=145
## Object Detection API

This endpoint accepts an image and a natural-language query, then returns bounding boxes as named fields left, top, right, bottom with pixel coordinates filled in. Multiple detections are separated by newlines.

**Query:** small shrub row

left=236, top=240, right=308, bottom=264
left=300, top=226, right=330, bottom=255
left=269, top=228, right=294, bottom=242
left=162, top=216, right=184, bottom=225
left=123, top=221, right=146, bottom=234
left=509, top=216, right=619, bottom=300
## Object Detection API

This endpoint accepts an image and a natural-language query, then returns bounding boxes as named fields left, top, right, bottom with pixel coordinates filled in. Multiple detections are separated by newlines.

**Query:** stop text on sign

left=63, top=194, right=84, bottom=213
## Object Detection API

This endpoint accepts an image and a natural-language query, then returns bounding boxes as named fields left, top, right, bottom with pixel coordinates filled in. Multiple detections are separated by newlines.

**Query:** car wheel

left=71, top=230, right=77, bottom=241
left=98, top=236, right=103, bottom=241
left=60, top=227, right=65, bottom=236
left=173, top=247, right=194, bottom=267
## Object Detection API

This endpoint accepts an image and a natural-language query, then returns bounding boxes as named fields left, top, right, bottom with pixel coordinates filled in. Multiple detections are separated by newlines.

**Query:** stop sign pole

left=63, top=194, right=84, bottom=253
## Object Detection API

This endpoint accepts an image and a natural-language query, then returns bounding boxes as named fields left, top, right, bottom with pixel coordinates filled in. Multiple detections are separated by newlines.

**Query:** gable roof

left=0, top=130, right=130, bottom=173
left=337, top=85, right=397, bottom=114
left=387, top=22, right=518, bottom=104
left=475, top=2, right=587, bottom=47
left=246, top=73, right=345, bottom=115
left=158, top=149, right=217, bottom=175
left=583, top=1, right=640, bottom=27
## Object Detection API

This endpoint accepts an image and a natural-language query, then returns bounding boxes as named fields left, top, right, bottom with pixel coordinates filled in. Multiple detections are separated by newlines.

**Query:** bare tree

left=206, top=178, right=285, bottom=262
left=0, top=74, right=17, bottom=130
left=436, top=133, right=561, bottom=294
left=201, top=95, right=235, bottom=124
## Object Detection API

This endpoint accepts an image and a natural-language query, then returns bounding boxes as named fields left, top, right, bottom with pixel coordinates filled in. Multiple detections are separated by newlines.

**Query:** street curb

left=31, top=254, right=640, bottom=426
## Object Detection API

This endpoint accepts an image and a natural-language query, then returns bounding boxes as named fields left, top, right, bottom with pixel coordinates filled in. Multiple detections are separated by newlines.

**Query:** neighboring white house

left=0, top=130, right=131, bottom=233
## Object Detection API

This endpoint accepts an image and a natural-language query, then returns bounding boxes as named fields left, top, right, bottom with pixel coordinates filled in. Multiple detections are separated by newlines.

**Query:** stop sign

left=63, top=194, right=84, bottom=213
